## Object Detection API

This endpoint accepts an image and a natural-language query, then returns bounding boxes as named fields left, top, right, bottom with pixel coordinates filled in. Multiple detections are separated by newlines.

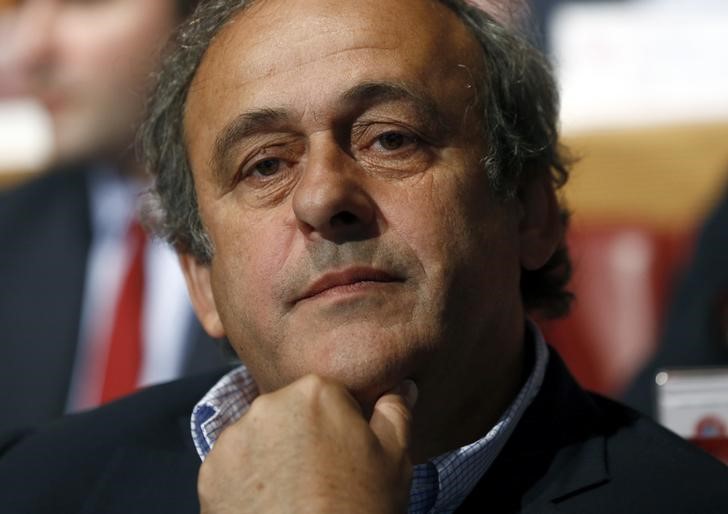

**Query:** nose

left=292, top=140, right=378, bottom=243
left=5, top=0, right=57, bottom=81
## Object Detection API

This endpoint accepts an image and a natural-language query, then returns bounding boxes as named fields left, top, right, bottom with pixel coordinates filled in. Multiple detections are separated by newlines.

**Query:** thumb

left=369, top=380, right=418, bottom=454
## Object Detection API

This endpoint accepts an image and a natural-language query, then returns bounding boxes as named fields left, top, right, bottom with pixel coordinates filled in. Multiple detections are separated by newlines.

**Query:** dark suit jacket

left=0, top=166, right=231, bottom=434
left=1, top=350, right=725, bottom=513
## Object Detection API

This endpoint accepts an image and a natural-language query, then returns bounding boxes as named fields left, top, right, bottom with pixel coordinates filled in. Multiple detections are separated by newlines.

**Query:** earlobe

left=517, top=170, right=563, bottom=271
left=178, top=253, right=226, bottom=339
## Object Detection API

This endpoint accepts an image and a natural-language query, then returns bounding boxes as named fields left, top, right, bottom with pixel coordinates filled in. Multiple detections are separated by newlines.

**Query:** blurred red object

left=690, top=438, right=728, bottom=465
left=538, top=223, right=694, bottom=396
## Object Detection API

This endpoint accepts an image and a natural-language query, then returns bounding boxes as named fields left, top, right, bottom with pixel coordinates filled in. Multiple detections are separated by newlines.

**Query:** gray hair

left=141, top=0, right=573, bottom=317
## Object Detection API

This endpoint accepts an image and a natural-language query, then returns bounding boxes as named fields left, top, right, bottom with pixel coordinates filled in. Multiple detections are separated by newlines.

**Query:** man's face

left=183, top=0, right=531, bottom=408
left=4, top=0, right=178, bottom=164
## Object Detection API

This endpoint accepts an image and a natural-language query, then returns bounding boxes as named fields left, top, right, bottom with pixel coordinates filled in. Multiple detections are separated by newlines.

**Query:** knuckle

left=380, top=397, right=411, bottom=423
left=298, top=373, right=328, bottom=391
left=248, top=392, right=271, bottom=414
left=294, top=374, right=352, bottom=414
left=296, top=373, right=334, bottom=401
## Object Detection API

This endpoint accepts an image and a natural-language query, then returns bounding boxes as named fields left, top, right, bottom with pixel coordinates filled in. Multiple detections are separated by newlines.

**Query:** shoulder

left=0, top=369, right=230, bottom=513
left=473, top=351, right=728, bottom=513
left=1, top=367, right=228, bottom=456
left=557, top=390, right=728, bottom=513
left=594, top=393, right=727, bottom=480
left=0, top=166, right=90, bottom=239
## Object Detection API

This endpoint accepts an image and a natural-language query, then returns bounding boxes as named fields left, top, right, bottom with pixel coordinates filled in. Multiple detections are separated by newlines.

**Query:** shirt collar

left=191, top=321, right=549, bottom=514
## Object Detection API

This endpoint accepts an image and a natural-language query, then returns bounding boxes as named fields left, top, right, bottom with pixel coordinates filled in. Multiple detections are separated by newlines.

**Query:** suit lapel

left=456, top=351, right=610, bottom=513
left=80, top=415, right=201, bottom=514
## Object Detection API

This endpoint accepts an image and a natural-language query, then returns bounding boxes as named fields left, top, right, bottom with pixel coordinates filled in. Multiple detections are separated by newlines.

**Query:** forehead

left=185, top=0, right=484, bottom=129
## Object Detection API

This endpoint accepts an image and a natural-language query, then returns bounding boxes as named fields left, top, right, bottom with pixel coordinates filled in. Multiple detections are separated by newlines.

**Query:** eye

left=375, top=131, right=415, bottom=151
left=232, top=156, right=289, bottom=189
left=252, top=158, right=281, bottom=177
left=351, top=121, right=436, bottom=177
left=378, top=132, right=405, bottom=150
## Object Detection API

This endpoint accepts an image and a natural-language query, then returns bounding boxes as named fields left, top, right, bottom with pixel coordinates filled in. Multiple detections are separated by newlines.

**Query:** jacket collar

left=457, top=350, right=611, bottom=513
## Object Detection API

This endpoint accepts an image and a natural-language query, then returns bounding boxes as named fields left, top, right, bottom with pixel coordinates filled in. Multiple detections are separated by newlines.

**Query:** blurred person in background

left=623, top=182, right=728, bottom=415
left=0, top=0, right=232, bottom=435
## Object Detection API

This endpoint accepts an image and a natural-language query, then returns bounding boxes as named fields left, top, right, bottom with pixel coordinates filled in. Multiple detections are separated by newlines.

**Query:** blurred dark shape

left=622, top=182, right=728, bottom=416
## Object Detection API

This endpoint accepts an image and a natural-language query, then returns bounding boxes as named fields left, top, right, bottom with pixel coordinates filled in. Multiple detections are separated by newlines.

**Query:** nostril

left=330, top=211, right=359, bottom=227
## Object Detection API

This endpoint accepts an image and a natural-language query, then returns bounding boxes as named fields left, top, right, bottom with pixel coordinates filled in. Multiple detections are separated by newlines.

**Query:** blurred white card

left=656, top=368, right=728, bottom=439
left=0, top=98, right=53, bottom=173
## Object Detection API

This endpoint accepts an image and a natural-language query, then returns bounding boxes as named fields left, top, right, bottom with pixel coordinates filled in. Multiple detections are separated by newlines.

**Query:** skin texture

left=198, top=376, right=417, bottom=514
left=180, top=0, right=561, bottom=510
left=2, top=0, right=178, bottom=167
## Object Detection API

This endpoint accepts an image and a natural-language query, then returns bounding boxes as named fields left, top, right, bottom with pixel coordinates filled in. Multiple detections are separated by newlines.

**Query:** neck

left=408, top=319, right=528, bottom=464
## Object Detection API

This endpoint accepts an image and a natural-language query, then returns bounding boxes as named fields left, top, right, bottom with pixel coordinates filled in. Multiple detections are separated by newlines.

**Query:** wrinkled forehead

left=185, top=0, right=485, bottom=116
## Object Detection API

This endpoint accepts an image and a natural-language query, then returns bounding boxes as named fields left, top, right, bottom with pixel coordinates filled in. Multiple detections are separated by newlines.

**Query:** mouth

left=295, top=267, right=403, bottom=304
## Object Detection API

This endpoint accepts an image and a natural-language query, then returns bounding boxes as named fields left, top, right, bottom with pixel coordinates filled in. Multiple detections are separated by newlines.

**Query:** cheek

left=382, top=170, right=475, bottom=272
left=208, top=239, right=276, bottom=366
left=384, top=165, right=517, bottom=298
left=206, top=204, right=297, bottom=380
left=206, top=202, right=293, bottom=316
left=214, top=203, right=292, bottom=273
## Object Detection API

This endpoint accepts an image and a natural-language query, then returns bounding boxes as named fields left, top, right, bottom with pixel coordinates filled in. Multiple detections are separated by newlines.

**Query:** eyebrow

left=339, top=81, right=446, bottom=130
left=209, top=81, right=447, bottom=183
left=211, top=108, right=290, bottom=184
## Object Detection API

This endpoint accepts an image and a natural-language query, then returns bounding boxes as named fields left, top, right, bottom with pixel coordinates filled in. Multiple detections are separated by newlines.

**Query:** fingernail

left=400, top=379, right=418, bottom=410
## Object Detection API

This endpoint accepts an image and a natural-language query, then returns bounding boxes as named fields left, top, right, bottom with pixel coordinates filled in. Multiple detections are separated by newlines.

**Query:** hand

left=198, top=375, right=418, bottom=514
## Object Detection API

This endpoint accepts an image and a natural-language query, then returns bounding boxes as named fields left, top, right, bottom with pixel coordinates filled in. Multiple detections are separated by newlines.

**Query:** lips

left=296, top=267, right=401, bottom=303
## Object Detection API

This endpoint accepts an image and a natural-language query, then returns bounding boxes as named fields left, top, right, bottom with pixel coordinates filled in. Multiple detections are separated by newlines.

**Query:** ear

left=178, top=253, right=226, bottom=339
left=517, top=169, right=562, bottom=271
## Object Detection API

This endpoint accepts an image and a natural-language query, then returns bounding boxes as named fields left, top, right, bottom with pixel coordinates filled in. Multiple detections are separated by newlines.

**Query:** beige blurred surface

left=1, top=0, right=39, bottom=186
left=562, top=123, right=728, bottom=231
left=0, top=168, right=39, bottom=188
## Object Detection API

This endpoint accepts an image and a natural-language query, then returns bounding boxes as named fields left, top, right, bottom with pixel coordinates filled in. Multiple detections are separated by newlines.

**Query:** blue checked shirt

left=191, top=323, right=548, bottom=514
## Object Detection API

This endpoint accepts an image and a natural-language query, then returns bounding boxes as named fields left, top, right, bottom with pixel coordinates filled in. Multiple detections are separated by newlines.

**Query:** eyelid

left=352, top=122, right=427, bottom=148
left=351, top=122, right=436, bottom=179
left=237, top=153, right=279, bottom=183
left=232, top=142, right=298, bottom=187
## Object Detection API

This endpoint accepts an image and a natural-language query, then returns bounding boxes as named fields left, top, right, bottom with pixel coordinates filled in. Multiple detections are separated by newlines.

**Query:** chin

left=292, top=339, right=421, bottom=412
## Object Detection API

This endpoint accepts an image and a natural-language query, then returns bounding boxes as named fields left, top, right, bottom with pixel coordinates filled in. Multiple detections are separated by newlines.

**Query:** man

left=2, top=0, right=726, bottom=512
left=0, top=0, right=229, bottom=433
